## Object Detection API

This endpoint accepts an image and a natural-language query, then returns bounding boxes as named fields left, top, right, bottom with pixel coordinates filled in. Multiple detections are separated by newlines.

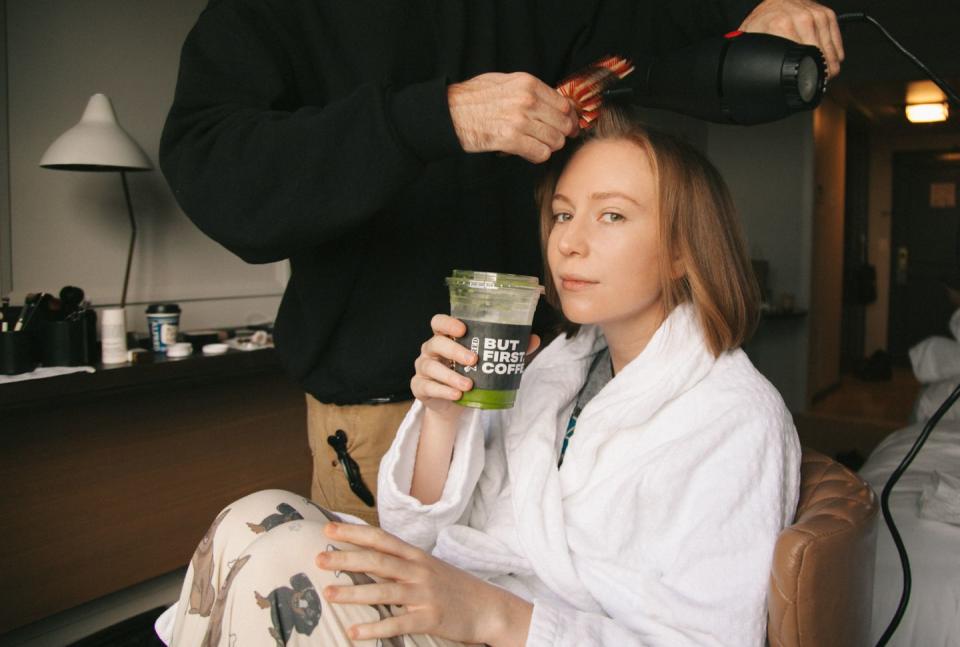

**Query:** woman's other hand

left=316, top=522, right=532, bottom=646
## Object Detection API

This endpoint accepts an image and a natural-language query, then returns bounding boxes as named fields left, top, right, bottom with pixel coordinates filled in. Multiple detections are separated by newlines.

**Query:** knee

left=224, top=489, right=301, bottom=515
left=218, top=489, right=312, bottom=533
left=240, top=520, right=335, bottom=576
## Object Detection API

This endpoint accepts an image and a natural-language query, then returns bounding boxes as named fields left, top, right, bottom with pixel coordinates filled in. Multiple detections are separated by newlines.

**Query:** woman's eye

left=553, top=212, right=572, bottom=223
left=600, top=212, right=625, bottom=223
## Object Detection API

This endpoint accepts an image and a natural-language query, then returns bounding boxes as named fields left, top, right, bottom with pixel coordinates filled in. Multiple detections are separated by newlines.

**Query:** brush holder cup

left=40, top=310, right=98, bottom=367
left=0, top=331, right=38, bottom=375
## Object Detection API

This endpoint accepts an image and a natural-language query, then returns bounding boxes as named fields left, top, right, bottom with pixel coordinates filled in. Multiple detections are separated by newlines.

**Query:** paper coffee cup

left=146, top=303, right=181, bottom=351
left=445, top=270, right=544, bottom=410
left=100, top=307, right=128, bottom=365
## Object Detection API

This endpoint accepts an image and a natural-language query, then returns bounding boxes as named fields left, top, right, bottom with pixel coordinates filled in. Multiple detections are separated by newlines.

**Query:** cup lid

left=445, top=270, right=545, bottom=293
left=146, top=303, right=181, bottom=314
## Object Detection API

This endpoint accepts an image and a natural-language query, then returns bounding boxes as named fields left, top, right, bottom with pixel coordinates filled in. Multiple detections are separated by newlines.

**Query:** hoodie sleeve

left=159, top=0, right=462, bottom=264
left=377, top=401, right=494, bottom=552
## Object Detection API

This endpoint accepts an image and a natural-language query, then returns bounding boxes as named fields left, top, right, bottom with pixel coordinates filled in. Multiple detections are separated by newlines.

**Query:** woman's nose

left=557, top=219, right=588, bottom=256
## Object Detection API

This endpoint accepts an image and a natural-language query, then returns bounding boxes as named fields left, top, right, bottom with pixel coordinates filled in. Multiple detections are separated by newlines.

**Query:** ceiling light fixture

left=905, top=102, right=949, bottom=123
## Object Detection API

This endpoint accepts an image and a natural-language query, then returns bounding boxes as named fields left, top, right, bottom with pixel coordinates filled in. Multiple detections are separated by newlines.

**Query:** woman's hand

left=316, top=522, right=532, bottom=646
left=408, top=316, right=542, bottom=505
left=411, top=315, right=542, bottom=419
left=411, top=314, right=477, bottom=419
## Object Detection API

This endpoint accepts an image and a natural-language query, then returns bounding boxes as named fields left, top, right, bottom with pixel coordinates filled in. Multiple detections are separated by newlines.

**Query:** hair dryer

left=606, top=31, right=827, bottom=125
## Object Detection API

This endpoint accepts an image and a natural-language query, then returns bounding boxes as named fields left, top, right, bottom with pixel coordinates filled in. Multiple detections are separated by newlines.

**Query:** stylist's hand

left=739, top=0, right=844, bottom=79
left=411, top=315, right=540, bottom=417
left=448, top=72, right=579, bottom=163
left=316, top=522, right=532, bottom=646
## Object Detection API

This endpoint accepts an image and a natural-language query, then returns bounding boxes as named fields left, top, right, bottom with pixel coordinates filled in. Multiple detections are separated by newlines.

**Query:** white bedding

left=859, top=421, right=960, bottom=646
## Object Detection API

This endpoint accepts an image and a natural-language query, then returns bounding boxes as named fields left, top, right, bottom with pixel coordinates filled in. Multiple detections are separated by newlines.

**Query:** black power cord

left=835, top=13, right=960, bottom=647
left=838, top=13, right=960, bottom=108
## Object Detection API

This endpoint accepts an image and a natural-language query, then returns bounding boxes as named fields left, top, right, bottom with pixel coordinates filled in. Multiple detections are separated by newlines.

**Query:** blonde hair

left=537, top=107, right=759, bottom=357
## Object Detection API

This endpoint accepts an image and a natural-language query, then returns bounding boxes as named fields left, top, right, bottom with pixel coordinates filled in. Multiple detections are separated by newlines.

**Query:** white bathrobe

left=378, top=304, right=801, bottom=646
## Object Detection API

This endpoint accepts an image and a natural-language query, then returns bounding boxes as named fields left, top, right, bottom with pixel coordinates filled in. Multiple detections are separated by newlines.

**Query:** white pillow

left=909, top=336, right=960, bottom=383
left=915, top=380, right=960, bottom=422
left=951, top=308, right=960, bottom=341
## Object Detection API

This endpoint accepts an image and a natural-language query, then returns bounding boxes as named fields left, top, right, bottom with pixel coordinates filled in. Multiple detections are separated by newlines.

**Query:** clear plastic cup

left=445, top=270, right=544, bottom=409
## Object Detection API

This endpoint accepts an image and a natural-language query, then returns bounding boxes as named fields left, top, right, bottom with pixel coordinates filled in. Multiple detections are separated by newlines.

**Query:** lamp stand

left=119, top=170, right=137, bottom=310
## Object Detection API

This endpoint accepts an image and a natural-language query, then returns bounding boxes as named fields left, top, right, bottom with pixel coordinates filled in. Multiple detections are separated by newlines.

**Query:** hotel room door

left=888, top=151, right=960, bottom=360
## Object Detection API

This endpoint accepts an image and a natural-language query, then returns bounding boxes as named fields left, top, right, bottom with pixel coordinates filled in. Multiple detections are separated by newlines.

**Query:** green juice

left=456, top=388, right=517, bottom=410
left=446, top=270, right=544, bottom=411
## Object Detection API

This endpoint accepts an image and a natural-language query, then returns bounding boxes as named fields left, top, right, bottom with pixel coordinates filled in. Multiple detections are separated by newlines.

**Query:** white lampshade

left=40, top=93, right=152, bottom=171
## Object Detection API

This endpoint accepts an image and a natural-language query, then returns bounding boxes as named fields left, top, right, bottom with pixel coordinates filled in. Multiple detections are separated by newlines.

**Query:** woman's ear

left=669, top=254, right=685, bottom=280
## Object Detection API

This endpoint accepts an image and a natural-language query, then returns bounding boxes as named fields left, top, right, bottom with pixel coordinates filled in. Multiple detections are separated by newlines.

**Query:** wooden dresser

left=0, top=348, right=311, bottom=633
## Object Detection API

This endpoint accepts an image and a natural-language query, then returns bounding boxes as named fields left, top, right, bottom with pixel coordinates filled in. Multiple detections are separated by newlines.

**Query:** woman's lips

left=560, top=277, right=598, bottom=291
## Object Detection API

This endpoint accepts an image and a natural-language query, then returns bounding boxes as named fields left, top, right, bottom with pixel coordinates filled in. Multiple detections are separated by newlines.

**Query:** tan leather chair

left=767, top=448, right=879, bottom=647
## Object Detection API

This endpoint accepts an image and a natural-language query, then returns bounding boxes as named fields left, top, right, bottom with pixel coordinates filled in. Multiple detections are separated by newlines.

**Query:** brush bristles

left=556, top=55, right=635, bottom=128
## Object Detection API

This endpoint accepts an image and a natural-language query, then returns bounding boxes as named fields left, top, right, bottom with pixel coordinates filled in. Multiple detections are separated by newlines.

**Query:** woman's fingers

left=527, top=333, right=541, bottom=356
left=430, top=313, right=465, bottom=338
left=323, top=580, right=412, bottom=606
left=321, top=523, right=423, bottom=561
left=414, top=316, right=477, bottom=405
left=422, top=334, right=476, bottom=366
left=422, top=353, right=473, bottom=389
left=316, top=547, right=409, bottom=582
left=411, top=374, right=463, bottom=402
left=413, top=336, right=475, bottom=404
left=349, top=614, right=422, bottom=642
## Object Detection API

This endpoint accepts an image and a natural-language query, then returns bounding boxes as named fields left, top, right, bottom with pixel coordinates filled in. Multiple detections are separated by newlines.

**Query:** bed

left=858, top=328, right=960, bottom=646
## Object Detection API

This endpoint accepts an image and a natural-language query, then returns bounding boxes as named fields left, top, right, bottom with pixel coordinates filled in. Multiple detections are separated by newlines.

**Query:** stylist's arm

left=448, top=72, right=580, bottom=163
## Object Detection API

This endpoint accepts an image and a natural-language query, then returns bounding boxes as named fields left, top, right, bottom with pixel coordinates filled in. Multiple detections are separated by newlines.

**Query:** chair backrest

left=767, top=448, right=879, bottom=647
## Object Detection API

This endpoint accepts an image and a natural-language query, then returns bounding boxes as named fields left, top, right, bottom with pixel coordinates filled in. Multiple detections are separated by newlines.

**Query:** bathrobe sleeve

left=525, top=399, right=799, bottom=646
left=377, top=401, right=497, bottom=551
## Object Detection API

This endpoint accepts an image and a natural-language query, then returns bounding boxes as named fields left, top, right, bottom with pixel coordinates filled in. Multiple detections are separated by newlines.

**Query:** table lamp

left=39, top=93, right=152, bottom=363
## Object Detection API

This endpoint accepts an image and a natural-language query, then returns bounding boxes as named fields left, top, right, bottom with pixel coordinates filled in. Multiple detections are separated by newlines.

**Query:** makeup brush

left=13, top=292, right=47, bottom=332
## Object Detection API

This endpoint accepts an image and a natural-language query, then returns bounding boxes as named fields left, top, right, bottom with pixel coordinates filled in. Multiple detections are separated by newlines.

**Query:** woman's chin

left=560, top=308, right=599, bottom=326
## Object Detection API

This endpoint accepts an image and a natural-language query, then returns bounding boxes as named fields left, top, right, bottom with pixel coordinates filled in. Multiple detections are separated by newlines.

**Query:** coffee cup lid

left=445, top=270, right=545, bottom=293
left=146, top=303, right=181, bottom=314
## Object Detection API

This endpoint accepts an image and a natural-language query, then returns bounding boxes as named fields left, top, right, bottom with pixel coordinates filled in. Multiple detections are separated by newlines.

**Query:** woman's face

left=547, top=138, right=666, bottom=333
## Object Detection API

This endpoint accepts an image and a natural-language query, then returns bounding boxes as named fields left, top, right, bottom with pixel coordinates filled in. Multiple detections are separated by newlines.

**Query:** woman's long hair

left=537, top=106, right=760, bottom=357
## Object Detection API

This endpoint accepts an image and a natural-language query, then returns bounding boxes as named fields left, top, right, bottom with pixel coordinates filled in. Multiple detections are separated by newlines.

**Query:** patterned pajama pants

left=169, top=489, right=467, bottom=647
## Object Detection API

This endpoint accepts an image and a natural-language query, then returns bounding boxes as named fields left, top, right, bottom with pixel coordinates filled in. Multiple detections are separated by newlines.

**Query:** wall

left=0, top=1, right=10, bottom=296
left=808, top=98, right=846, bottom=398
left=865, top=129, right=960, bottom=354
left=5, top=0, right=286, bottom=333
left=623, top=108, right=820, bottom=412
left=708, top=113, right=815, bottom=412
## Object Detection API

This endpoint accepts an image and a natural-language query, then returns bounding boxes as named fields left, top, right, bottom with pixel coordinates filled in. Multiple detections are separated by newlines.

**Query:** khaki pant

left=306, top=396, right=413, bottom=526
left=170, top=490, right=465, bottom=646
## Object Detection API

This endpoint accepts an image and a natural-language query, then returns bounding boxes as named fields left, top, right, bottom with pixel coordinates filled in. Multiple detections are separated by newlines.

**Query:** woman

left=163, top=108, right=799, bottom=646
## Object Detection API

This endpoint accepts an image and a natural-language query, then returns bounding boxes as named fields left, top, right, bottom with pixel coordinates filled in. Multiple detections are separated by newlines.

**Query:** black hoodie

left=160, top=0, right=754, bottom=403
